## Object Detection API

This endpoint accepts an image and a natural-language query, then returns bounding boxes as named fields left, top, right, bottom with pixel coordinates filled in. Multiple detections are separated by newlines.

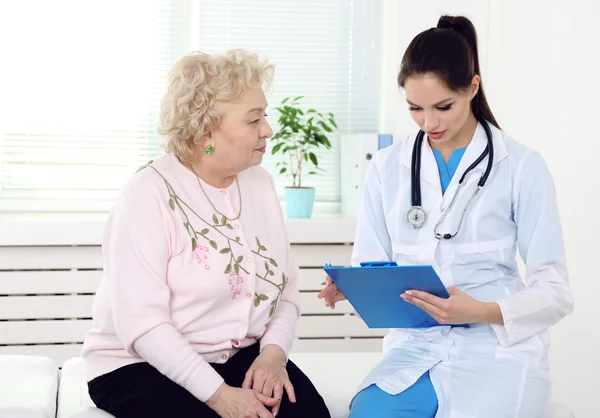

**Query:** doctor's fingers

left=318, top=283, right=343, bottom=300
left=404, top=290, right=449, bottom=310
left=318, top=277, right=336, bottom=292
left=325, top=290, right=346, bottom=308
left=402, top=294, right=447, bottom=322
left=317, top=278, right=333, bottom=298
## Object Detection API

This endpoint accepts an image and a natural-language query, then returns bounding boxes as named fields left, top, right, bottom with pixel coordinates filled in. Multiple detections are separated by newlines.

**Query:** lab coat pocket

left=391, top=240, right=437, bottom=264
left=436, top=236, right=517, bottom=255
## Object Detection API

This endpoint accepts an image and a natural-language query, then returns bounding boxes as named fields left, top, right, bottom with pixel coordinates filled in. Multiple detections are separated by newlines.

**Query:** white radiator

left=0, top=218, right=385, bottom=365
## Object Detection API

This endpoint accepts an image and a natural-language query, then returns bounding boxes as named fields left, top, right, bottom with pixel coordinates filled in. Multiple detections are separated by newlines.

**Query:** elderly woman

left=81, top=50, right=330, bottom=418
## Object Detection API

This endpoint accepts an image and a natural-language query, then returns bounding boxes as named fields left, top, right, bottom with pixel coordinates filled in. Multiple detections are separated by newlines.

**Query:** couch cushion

left=0, top=355, right=59, bottom=418
left=290, top=352, right=382, bottom=418
left=57, top=357, right=115, bottom=418
left=57, top=354, right=574, bottom=418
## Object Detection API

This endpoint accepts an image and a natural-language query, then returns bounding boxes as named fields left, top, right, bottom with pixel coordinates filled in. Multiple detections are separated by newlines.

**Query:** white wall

left=379, top=1, right=600, bottom=416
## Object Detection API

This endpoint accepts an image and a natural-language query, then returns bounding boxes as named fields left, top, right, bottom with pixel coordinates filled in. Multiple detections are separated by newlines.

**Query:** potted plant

left=270, top=96, right=338, bottom=218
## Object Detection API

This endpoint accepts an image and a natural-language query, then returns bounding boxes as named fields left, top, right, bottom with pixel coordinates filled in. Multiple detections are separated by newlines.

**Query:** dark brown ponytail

left=397, top=15, right=500, bottom=130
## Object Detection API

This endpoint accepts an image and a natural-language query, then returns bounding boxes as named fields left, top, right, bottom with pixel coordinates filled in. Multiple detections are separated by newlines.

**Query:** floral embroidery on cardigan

left=194, top=243, right=211, bottom=270
left=228, top=271, right=244, bottom=299
left=137, top=161, right=288, bottom=324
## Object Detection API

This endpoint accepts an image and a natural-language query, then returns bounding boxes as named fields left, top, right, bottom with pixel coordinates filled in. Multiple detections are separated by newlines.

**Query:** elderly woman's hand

left=317, top=276, right=346, bottom=309
left=242, top=344, right=296, bottom=417
left=206, top=383, right=278, bottom=418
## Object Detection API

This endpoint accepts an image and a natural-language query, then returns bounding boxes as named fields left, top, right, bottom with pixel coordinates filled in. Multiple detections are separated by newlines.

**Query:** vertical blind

left=0, top=0, right=380, bottom=212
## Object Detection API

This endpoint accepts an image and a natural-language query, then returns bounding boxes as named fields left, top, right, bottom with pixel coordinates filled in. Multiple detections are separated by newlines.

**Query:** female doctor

left=318, top=15, right=574, bottom=418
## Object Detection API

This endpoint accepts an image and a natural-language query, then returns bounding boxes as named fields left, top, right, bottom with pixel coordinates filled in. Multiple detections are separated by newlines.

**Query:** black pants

left=88, top=343, right=331, bottom=418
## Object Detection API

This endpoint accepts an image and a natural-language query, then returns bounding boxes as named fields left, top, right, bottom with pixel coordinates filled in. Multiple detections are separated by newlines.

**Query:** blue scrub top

left=432, top=147, right=467, bottom=195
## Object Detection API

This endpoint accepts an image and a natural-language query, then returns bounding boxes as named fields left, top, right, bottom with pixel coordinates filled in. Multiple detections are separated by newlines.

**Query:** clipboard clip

left=359, top=261, right=398, bottom=267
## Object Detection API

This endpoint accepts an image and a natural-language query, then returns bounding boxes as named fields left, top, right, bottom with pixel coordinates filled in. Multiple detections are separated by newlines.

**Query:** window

left=0, top=0, right=380, bottom=213
left=195, top=0, right=381, bottom=208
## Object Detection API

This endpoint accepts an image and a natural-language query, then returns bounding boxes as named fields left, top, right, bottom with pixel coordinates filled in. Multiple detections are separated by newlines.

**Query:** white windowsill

left=0, top=203, right=357, bottom=246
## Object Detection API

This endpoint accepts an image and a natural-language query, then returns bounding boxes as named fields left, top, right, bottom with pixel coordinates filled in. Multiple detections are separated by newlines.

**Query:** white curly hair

left=158, top=49, right=274, bottom=160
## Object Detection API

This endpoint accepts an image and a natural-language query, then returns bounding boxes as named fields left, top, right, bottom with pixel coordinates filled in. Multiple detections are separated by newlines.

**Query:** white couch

left=56, top=353, right=381, bottom=418
left=55, top=353, right=575, bottom=418
left=0, top=355, right=59, bottom=418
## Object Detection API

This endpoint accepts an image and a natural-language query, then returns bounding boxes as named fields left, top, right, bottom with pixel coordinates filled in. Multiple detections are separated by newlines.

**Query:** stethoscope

left=407, top=119, right=494, bottom=240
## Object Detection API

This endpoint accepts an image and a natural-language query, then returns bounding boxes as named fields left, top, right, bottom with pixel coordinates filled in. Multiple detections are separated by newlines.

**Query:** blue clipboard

left=323, top=261, right=469, bottom=329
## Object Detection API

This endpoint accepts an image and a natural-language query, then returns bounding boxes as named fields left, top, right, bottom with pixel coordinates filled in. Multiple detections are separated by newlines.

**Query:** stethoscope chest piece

left=407, top=206, right=426, bottom=229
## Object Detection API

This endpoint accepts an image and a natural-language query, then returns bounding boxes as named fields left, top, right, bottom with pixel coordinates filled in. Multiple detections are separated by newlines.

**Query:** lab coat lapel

left=440, top=122, right=488, bottom=210
left=400, top=133, right=442, bottom=197
left=420, top=139, right=443, bottom=197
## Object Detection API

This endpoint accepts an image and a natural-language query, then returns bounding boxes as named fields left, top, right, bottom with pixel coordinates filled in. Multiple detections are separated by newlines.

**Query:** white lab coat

left=351, top=122, right=574, bottom=418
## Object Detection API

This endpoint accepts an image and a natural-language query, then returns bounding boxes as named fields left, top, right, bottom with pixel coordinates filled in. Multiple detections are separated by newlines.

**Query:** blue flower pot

left=284, top=187, right=315, bottom=219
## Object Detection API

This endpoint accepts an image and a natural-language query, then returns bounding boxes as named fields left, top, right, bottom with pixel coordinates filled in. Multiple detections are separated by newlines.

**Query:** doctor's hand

left=242, top=344, right=296, bottom=417
left=401, top=287, right=504, bottom=325
left=317, top=276, right=346, bottom=309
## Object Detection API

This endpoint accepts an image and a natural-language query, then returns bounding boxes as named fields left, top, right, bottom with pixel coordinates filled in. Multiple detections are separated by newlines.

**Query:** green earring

left=205, top=145, right=213, bottom=155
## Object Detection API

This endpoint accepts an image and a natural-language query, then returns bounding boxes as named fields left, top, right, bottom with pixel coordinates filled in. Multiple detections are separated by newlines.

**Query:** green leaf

left=254, top=296, right=261, bottom=307
left=168, top=198, right=175, bottom=211
left=282, top=97, right=289, bottom=104
left=224, top=263, right=232, bottom=274
left=221, top=215, right=226, bottom=225
left=268, top=270, right=274, bottom=276
left=318, top=121, right=333, bottom=133
left=309, top=152, right=318, bottom=167
left=271, top=143, right=284, bottom=154
left=258, top=293, right=269, bottom=301
left=293, top=95, right=304, bottom=101
left=304, top=153, right=308, bottom=162
left=259, top=245, right=267, bottom=251
left=226, top=224, right=233, bottom=230
left=279, top=167, right=287, bottom=175
left=220, top=248, right=231, bottom=254
left=201, top=228, right=209, bottom=234
left=255, top=237, right=261, bottom=247
left=209, top=240, right=217, bottom=250
left=328, top=118, right=338, bottom=129
left=234, top=264, right=240, bottom=274
left=236, top=237, right=240, bottom=241
left=236, top=255, right=243, bottom=263
left=191, top=238, right=197, bottom=250
left=269, top=258, right=278, bottom=267
left=282, top=145, right=298, bottom=153
left=282, top=273, right=288, bottom=283
left=308, top=171, right=318, bottom=175
left=265, top=261, right=270, bottom=271
left=212, top=214, right=218, bottom=224
left=269, top=304, right=275, bottom=317
left=307, top=109, right=317, bottom=113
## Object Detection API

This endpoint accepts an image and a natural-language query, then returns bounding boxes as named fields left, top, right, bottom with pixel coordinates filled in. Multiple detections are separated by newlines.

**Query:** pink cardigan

left=82, top=153, right=301, bottom=402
